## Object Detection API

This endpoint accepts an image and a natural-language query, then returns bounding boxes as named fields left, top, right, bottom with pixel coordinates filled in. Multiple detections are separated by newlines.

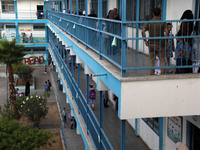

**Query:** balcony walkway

left=31, top=66, right=150, bottom=149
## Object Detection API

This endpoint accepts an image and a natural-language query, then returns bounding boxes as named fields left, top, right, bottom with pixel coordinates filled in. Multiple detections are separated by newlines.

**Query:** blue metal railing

left=46, top=1, right=200, bottom=76
left=48, top=29, right=114, bottom=150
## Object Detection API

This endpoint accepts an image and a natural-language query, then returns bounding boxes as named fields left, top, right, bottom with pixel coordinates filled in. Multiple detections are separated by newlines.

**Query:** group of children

left=155, top=21, right=200, bottom=75
left=62, top=107, right=76, bottom=129
left=44, top=79, right=51, bottom=93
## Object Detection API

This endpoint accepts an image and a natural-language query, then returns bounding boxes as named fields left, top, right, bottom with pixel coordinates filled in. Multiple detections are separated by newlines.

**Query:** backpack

left=89, top=89, right=96, bottom=99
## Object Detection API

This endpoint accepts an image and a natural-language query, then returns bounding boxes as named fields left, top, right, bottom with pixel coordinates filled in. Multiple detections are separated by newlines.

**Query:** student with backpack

left=47, top=79, right=51, bottom=91
left=174, top=34, right=184, bottom=74
left=62, top=107, right=67, bottom=128
left=89, top=84, right=96, bottom=111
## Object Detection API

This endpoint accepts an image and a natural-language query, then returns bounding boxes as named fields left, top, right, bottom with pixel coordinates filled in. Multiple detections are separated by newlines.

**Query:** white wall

left=166, top=0, right=194, bottom=20
left=108, top=0, right=117, bottom=11
left=17, top=0, right=44, bottom=19
left=140, top=119, right=159, bottom=150
left=121, top=76, right=200, bottom=119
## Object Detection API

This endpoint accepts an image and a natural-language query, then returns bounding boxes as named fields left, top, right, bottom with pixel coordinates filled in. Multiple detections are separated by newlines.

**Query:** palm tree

left=0, top=38, right=25, bottom=118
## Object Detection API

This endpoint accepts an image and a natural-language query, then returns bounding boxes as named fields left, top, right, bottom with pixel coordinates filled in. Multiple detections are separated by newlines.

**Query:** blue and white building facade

left=1, top=0, right=200, bottom=150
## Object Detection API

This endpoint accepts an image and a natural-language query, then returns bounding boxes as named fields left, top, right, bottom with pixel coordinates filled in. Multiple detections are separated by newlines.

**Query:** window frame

left=1, top=0, right=15, bottom=13
left=142, top=118, right=159, bottom=135
left=33, top=24, right=45, bottom=31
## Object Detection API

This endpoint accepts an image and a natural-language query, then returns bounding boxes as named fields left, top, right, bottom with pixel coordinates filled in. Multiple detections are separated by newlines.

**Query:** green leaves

left=0, top=117, right=52, bottom=150
left=16, top=95, right=48, bottom=122
left=0, top=38, right=25, bottom=66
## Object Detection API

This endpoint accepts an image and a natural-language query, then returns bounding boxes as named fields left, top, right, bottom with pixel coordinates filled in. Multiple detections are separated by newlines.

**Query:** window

left=2, top=0, right=14, bottom=13
left=6, top=25, right=16, bottom=28
left=143, top=118, right=159, bottom=135
left=126, top=0, right=162, bottom=21
left=33, top=24, right=45, bottom=31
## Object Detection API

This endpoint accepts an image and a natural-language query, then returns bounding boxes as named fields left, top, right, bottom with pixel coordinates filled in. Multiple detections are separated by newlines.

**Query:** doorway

left=37, top=5, right=44, bottom=19
left=187, top=121, right=200, bottom=150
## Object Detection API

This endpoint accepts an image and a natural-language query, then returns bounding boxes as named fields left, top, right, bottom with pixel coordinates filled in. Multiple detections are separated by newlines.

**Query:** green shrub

left=13, top=63, right=34, bottom=81
left=0, top=117, right=52, bottom=150
left=0, top=104, right=17, bottom=120
left=16, top=95, right=48, bottom=122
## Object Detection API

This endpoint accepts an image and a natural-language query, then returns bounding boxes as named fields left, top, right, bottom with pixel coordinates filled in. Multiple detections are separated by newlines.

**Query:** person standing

left=44, top=81, right=48, bottom=93
left=174, top=33, right=184, bottom=74
left=89, top=84, right=96, bottom=111
left=142, top=8, right=166, bottom=75
left=62, top=107, right=67, bottom=128
left=165, top=23, right=175, bottom=73
left=47, top=79, right=51, bottom=91
left=103, top=91, right=109, bottom=108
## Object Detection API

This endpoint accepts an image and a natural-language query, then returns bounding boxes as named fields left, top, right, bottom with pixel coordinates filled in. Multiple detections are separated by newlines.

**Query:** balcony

left=47, top=10, right=200, bottom=77
left=45, top=7, right=200, bottom=119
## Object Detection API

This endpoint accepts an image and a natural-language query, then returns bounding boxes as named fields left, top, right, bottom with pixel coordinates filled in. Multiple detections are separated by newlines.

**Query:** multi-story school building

left=1, top=0, right=200, bottom=150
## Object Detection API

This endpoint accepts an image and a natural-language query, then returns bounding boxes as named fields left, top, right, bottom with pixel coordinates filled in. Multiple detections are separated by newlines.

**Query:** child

left=44, top=81, right=49, bottom=93
left=68, top=114, right=76, bottom=129
left=112, top=94, right=118, bottom=111
left=174, top=35, right=184, bottom=74
left=62, top=107, right=67, bottom=128
left=165, top=23, right=175, bottom=73
left=89, top=84, right=96, bottom=111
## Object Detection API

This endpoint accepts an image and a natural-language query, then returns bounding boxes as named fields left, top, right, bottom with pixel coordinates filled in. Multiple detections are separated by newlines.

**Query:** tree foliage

left=0, top=38, right=25, bottom=66
left=13, top=63, right=34, bottom=81
left=0, top=117, right=52, bottom=150
left=16, top=95, right=48, bottom=122
left=0, top=38, right=25, bottom=118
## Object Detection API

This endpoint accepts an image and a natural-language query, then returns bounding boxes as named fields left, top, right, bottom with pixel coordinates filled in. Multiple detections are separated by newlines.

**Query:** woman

left=178, top=10, right=194, bottom=73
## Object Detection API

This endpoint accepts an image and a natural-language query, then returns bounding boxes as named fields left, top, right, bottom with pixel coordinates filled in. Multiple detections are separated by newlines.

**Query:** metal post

left=15, top=23, right=19, bottom=43
left=70, top=0, right=72, bottom=14
left=71, top=56, right=74, bottom=77
left=78, top=64, right=80, bottom=88
left=159, top=117, right=163, bottom=150
left=86, top=74, right=89, bottom=134
left=67, top=50, right=69, bottom=68
left=136, top=0, right=140, bottom=69
left=85, top=0, right=88, bottom=49
left=76, top=0, right=79, bottom=15
left=194, top=0, right=199, bottom=19
left=121, top=120, right=126, bottom=150
left=135, top=119, right=138, bottom=135
left=14, top=0, right=18, bottom=19
left=65, top=0, right=67, bottom=13
left=121, top=0, right=126, bottom=77
left=45, top=23, right=48, bottom=43
left=44, top=0, right=47, bottom=19
left=99, top=91, right=103, bottom=150
left=162, top=0, right=167, bottom=20
left=46, top=47, right=49, bottom=65
left=63, top=45, right=65, bottom=61
left=98, top=0, right=103, bottom=59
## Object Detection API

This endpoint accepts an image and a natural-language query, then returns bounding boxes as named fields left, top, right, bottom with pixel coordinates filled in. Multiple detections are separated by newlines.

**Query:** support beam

left=78, top=64, right=80, bottom=88
left=121, top=0, right=126, bottom=77
left=15, top=23, right=19, bottom=43
left=86, top=74, right=89, bottom=134
left=14, top=0, right=18, bottom=19
left=99, top=91, right=103, bottom=150
left=121, top=120, right=126, bottom=150
left=159, top=117, right=163, bottom=150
